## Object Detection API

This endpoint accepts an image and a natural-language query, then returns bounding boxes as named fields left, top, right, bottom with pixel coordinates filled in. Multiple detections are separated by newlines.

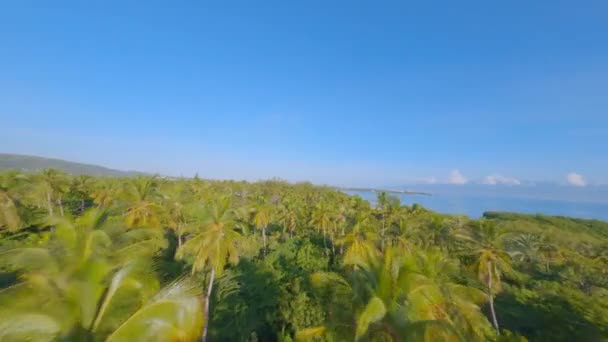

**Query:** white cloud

left=448, top=169, right=468, bottom=185
left=566, top=172, right=587, bottom=187
left=482, top=174, right=521, bottom=186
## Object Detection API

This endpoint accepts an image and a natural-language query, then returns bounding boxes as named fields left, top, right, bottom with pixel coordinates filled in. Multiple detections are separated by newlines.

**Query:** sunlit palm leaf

left=356, top=296, right=387, bottom=339
left=106, top=278, right=203, bottom=342
left=0, top=313, right=61, bottom=342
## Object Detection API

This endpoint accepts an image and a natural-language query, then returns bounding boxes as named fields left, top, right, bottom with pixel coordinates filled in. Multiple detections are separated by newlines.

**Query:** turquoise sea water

left=346, top=191, right=608, bottom=221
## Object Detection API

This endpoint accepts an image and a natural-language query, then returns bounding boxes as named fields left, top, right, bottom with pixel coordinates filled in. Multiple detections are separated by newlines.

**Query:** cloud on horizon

left=448, top=169, right=468, bottom=185
left=566, top=172, right=587, bottom=187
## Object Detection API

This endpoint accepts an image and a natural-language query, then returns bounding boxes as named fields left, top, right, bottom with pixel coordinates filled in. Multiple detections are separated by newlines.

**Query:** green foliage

left=0, top=169, right=606, bottom=341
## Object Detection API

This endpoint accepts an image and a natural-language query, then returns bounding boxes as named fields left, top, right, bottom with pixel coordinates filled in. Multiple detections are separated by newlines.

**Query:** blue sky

left=1, top=1, right=607, bottom=187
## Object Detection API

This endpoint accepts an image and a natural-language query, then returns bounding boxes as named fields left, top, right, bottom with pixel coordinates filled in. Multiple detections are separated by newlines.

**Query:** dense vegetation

left=1, top=170, right=607, bottom=341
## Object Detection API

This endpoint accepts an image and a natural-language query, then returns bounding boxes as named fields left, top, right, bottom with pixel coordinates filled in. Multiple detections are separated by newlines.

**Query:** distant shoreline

left=335, top=187, right=432, bottom=196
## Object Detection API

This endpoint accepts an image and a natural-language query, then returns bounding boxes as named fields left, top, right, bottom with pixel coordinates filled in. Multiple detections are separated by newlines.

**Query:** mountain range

left=0, top=153, right=144, bottom=177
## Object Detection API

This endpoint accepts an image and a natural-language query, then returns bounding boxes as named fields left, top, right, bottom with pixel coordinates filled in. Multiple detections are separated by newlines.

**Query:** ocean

left=345, top=191, right=608, bottom=221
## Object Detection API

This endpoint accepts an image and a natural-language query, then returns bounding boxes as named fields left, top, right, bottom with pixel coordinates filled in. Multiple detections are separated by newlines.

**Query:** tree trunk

left=80, top=199, right=85, bottom=213
left=340, top=225, right=345, bottom=255
left=58, top=198, right=64, bottom=217
left=174, top=232, right=183, bottom=259
left=46, top=192, right=54, bottom=216
left=487, top=261, right=500, bottom=334
left=202, top=268, right=215, bottom=342
left=262, top=226, right=267, bottom=255
left=380, top=213, right=385, bottom=251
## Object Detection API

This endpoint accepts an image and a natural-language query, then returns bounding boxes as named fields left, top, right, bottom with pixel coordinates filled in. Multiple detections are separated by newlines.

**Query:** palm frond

left=356, top=296, right=387, bottom=339
left=0, top=313, right=61, bottom=341
left=106, top=277, right=203, bottom=342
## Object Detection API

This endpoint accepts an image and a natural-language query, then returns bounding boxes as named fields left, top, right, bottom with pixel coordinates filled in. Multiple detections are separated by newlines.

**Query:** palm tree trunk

left=46, top=192, right=54, bottom=216
left=176, top=224, right=184, bottom=251
left=174, top=232, right=183, bottom=259
left=487, top=261, right=500, bottom=334
left=262, top=226, right=267, bottom=255
left=202, top=268, right=215, bottom=342
left=340, top=225, right=345, bottom=255
left=381, top=214, right=385, bottom=251
left=57, top=198, right=64, bottom=217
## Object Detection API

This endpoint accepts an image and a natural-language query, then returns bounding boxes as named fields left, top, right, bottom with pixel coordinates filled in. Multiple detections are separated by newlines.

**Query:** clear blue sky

left=1, top=1, right=607, bottom=186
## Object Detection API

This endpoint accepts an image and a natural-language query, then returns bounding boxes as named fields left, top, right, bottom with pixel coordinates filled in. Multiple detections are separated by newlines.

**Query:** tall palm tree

left=33, top=169, right=69, bottom=216
left=459, top=221, right=514, bottom=334
left=278, top=201, right=298, bottom=239
left=176, top=197, right=242, bottom=342
left=251, top=200, right=271, bottom=254
left=309, top=201, right=334, bottom=253
left=165, top=199, right=192, bottom=250
left=333, top=204, right=348, bottom=254
left=377, top=192, right=389, bottom=251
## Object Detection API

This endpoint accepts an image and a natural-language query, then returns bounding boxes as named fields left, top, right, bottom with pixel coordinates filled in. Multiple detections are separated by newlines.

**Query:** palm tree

left=333, top=204, right=348, bottom=254
left=0, top=210, right=202, bottom=341
left=459, top=221, right=514, bottom=334
left=340, top=211, right=379, bottom=269
left=377, top=192, right=388, bottom=248
left=70, top=174, right=95, bottom=213
left=507, top=233, right=540, bottom=266
left=425, top=216, right=457, bottom=251
left=251, top=200, right=272, bottom=254
left=535, top=236, right=563, bottom=273
left=105, top=278, right=204, bottom=342
left=309, top=201, right=333, bottom=253
left=507, top=233, right=562, bottom=274
left=403, top=248, right=493, bottom=340
left=92, top=180, right=119, bottom=209
left=33, top=169, right=69, bottom=216
left=122, top=176, right=163, bottom=228
left=176, top=197, right=242, bottom=342
left=165, top=199, right=191, bottom=250
left=307, top=247, right=458, bottom=340
left=0, top=171, right=28, bottom=231
left=278, top=201, right=298, bottom=239
left=510, top=233, right=563, bottom=273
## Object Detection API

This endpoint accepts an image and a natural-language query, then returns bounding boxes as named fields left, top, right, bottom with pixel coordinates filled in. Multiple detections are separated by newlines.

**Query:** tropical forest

left=1, top=170, right=607, bottom=341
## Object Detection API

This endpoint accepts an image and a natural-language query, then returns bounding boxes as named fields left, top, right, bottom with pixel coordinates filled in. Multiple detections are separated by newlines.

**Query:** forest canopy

left=1, top=170, right=607, bottom=341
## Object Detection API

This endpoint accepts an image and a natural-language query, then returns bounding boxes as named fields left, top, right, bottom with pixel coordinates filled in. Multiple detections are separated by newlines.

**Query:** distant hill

left=0, top=153, right=145, bottom=177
